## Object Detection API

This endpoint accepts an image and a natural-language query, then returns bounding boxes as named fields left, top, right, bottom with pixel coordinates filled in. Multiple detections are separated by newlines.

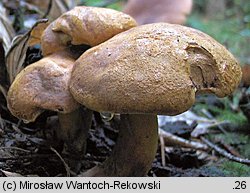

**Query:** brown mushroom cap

left=69, top=23, right=242, bottom=116
left=7, top=50, right=79, bottom=123
left=41, top=6, right=137, bottom=56
left=40, top=24, right=72, bottom=56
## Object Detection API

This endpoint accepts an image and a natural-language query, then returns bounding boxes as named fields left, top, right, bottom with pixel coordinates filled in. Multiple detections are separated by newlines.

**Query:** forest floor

left=0, top=100, right=250, bottom=177
left=0, top=0, right=250, bottom=177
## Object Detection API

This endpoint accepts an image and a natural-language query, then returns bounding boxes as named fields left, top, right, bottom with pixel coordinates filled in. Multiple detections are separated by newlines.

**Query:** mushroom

left=41, top=6, right=137, bottom=56
left=69, top=23, right=242, bottom=176
left=7, top=50, right=77, bottom=123
left=7, top=6, right=137, bottom=172
left=7, top=50, right=93, bottom=171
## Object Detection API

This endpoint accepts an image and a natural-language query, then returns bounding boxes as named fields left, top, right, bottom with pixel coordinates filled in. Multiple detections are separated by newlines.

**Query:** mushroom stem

left=57, top=107, right=93, bottom=172
left=80, top=113, right=158, bottom=176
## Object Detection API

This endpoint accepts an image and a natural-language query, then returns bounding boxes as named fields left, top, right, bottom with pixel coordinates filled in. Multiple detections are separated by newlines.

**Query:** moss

left=193, top=102, right=248, bottom=126
left=187, top=12, right=250, bottom=64
left=202, top=160, right=250, bottom=177
left=214, top=133, right=248, bottom=146
left=82, top=0, right=122, bottom=10
left=238, top=139, right=250, bottom=159
left=200, top=166, right=226, bottom=177
left=220, top=161, right=250, bottom=177
left=215, top=110, right=247, bottom=125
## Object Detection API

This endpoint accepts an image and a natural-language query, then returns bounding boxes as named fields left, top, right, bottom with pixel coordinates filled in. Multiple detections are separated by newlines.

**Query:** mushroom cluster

left=7, top=6, right=137, bottom=171
left=7, top=7, right=241, bottom=176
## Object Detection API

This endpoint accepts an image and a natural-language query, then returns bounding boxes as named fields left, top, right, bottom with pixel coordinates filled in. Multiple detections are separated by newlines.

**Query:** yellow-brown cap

left=69, top=23, right=242, bottom=116
left=7, top=50, right=79, bottom=123
left=41, top=6, right=137, bottom=56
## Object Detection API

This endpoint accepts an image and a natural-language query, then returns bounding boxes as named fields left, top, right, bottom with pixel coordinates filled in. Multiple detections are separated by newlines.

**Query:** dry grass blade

left=0, top=146, right=31, bottom=153
left=0, top=6, right=15, bottom=98
left=159, top=128, right=209, bottom=151
left=159, top=135, right=166, bottom=167
left=0, top=6, right=15, bottom=51
left=0, top=114, right=5, bottom=129
left=50, top=147, right=72, bottom=177
left=6, top=19, right=48, bottom=83
left=201, top=137, right=250, bottom=166
left=0, top=169, right=24, bottom=177
left=5, top=34, right=29, bottom=84
left=45, top=0, right=69, bottom=20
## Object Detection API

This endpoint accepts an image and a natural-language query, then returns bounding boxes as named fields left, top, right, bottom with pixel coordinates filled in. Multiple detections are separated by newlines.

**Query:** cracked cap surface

left=70, top=23, right=242, bottom=115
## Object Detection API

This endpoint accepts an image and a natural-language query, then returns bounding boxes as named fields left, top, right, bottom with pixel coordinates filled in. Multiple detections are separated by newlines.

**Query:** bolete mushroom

left=69, top=23, right=242, bottom=176
left=7, top=6, right=137, bottom=172
left=7, top=50, right=77, bottom=123
left=7, top=50, right=93, bottom=171
left=41, top=6, right=137, bottom=56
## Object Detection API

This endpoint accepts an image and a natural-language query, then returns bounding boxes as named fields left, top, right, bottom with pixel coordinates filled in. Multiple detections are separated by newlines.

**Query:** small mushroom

left=7, top=49, right=93, bottom=171
left=70, top=23, right=242, bottom=176
left=41, top=6, right=137, bottom=56
left=7, top=50, right=76, bottom=122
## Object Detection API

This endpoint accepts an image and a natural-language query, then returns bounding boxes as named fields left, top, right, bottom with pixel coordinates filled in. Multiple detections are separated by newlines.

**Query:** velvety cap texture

left=70, top=23, right=242, bottom=115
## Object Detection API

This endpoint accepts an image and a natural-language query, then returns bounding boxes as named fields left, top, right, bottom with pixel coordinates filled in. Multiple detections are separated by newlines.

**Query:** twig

left=220, top=141, right=241, bottom=157
left=201, top=108, right=227, bottom=134
left=159, top=135, right=166, bottom=167
left=0, top=115, right=5, bottom=129
left=159, top=129, right=209, bottom=151
left=0, top=154, right=57, bottom=161
left=0, top=116, right=37, bottom=133
left=50, top=147, right=72, bottom=177
left=201, top=137, right=250, bottom=166
left=0, top=147, right=31, bottom=153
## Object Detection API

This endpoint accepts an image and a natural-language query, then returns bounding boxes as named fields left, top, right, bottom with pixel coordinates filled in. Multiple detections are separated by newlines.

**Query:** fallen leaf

left=0, top=6, right=15, bottom=51
left=6, top=19, right=48, bottom=83
left=1, top=169, right=24, bottom=177
left=0, top=5, right=15, bottom=98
